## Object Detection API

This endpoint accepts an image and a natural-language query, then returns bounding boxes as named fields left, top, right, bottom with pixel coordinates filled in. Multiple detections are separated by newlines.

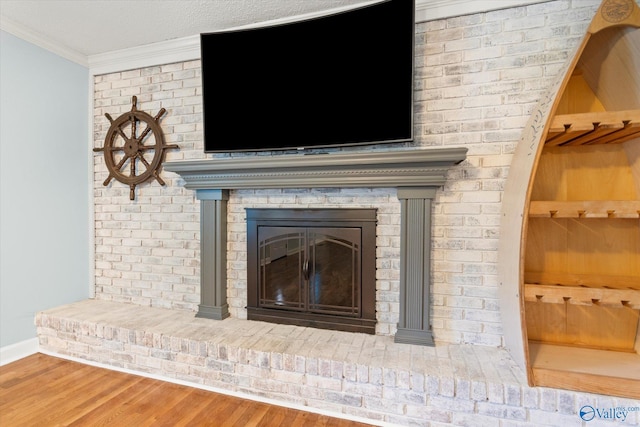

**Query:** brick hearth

left=35, top=299, right=635, bottom=426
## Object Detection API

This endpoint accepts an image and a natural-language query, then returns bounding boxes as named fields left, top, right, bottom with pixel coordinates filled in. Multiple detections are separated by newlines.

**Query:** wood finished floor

left=0, top=353, right=374, bottom=427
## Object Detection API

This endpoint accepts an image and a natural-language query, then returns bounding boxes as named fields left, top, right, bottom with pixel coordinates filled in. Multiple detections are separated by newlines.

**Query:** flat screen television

left=200, top=0, right=415, bottom=153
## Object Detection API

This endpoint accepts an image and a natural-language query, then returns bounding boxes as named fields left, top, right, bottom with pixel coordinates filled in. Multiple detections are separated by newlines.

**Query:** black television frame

left=200, top=0, right=415, bottom=153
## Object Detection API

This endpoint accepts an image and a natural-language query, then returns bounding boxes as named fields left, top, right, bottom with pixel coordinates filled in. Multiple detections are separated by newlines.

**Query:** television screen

left=200, top=0, right=415, bottom=152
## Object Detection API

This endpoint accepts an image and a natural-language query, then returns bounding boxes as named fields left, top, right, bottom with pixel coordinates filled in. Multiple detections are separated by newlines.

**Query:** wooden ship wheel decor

left=94, top=96, right=178, bottom=200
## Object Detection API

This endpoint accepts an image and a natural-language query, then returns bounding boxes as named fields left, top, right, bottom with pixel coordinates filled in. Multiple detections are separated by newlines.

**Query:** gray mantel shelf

left=163, top=148, right=467, bottom=189
left=164, top=147, right=467, bottom=346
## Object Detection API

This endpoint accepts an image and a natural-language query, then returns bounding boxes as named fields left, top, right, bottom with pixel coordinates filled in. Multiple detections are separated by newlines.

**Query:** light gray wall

left=0, top=31, right=89, bottom=347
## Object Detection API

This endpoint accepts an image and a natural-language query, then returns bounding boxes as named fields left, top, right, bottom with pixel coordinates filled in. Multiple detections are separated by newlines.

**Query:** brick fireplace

left=165, top=148, right=467, bottom=345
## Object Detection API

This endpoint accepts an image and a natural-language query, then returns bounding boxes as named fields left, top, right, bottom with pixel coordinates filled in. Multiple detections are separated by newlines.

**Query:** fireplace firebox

left=246, top=208, right=377, bottom=334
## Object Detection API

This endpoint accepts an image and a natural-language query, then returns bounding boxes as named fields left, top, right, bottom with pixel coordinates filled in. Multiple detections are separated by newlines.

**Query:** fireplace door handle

left=302, top=258, right=310, bottom=281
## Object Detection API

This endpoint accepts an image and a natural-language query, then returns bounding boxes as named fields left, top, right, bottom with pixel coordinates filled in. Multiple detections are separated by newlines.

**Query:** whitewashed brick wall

left=93, top=61, right=205, bottom=312
left=92, top=0, right=601, bottom=343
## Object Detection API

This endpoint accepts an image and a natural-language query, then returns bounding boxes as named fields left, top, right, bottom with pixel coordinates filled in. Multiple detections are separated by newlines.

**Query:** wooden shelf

left=529, top=200, right=640, bottom=218
left=545, top=110, right=640, bottom=146
left=529, top=342, right=640, bottom=399
left=525, top=272, right=640, bottom=290
left=524, top=283, right=640, bottom=308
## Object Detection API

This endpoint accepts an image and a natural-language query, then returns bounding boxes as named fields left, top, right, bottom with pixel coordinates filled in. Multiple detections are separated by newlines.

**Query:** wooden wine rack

left=529, top=200, right=640, bottom=218
left=524, top=283, right=640, bottom=309
left=499, top=0, right=640, bottom=400
left=545, top=110, right=640, bottom=146
left=525, top=107, right=640, bottom=397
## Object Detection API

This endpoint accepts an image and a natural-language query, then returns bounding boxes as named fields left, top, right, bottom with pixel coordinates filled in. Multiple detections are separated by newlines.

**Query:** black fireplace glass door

left=257, top=226, right=361, bottom=317
left=307, top=228, right=360, bottom=317
left=259, top=227, right=306, bottom=311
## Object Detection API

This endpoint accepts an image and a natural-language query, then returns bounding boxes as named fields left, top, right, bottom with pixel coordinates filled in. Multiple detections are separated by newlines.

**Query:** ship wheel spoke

left=130, top=154, right=137, bottom=178
left=114, top=124, right=129, bottom=142
left=115, top=154, right=130, bottom=171
left=103, top=154, right=130, bottom=186
left=137, top=152, right=152, bottom=169
left=137, top=108, right=166, bottom=145
left=130, top=115, right=138, bottom=140
left=117, top=156, right=133, bottom=178
left=137, top=153, right=166, bottom=185
left=106, top=145, right=126, bottom=152
left=138, top=126, right=152, bottom=143
left=105, top=112, right=129, bottom=141
left=110, top=133, right=128, bottom=151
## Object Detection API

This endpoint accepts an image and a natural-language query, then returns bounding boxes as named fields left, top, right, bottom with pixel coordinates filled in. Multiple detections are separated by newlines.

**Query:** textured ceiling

left=0, top=0, right=376, bottom=56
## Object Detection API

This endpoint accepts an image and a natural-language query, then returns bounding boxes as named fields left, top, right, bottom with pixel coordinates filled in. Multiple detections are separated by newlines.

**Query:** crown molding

left=3, top=0, right=550, bottom=75
left=87, top=0, right=550, bottom=75
left=87, top=35, right=200, bottom=76
left=87, top=0, right=380, bottom=75
left=0, top=16, right=88, bottom=67
left=415, top=0, right=549, bottom=22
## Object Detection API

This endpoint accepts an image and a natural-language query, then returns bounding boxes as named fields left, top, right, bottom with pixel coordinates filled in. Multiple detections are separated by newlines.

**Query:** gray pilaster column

left=196, top=189, right=229, bottom=320
left=395, top=187, right=438, bottom=346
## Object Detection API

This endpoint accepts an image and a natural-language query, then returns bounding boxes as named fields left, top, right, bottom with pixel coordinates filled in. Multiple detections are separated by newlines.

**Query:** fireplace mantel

left=164, top=148, right=467, bottom=190
left=165, top=147, right=467, bottom=345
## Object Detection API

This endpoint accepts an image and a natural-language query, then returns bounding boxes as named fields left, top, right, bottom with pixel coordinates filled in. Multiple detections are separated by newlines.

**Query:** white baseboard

left=39, top=349, right=390, bottom=427
left=0, top=338, right=39, bottom=366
